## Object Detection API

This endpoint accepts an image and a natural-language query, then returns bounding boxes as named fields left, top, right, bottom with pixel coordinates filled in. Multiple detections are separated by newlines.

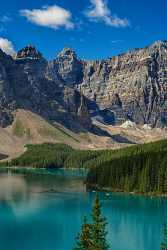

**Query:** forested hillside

left=4, top=140, right=167, bottom=194
left=7, top=143, right=101, bottom=169
left=86, top=140, right=167, bottom=194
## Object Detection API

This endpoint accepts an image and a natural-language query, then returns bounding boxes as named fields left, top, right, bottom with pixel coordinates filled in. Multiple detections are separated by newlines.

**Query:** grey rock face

left=47, top=41, right=167, bottom=127
left=79, top=40, right=167, bottom=127
left=16, top=45, right=43, bottom=60
left=0, top=49, right=16, bottom=127
left=52, top=48, right=83, bottom=85
left=0, top=46, right=92, bottom=130
left=0, top=41, right=167, bottom=130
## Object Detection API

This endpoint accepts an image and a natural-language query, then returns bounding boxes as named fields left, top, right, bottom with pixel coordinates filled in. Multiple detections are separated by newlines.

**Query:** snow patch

left=120, top=120, right=137, bottom=129
left=142, top=124, right=152, bottom=130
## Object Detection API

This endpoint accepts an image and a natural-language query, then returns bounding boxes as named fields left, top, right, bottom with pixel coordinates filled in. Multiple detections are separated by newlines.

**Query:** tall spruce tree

left=91, top=195, right=109, bottom=250
left=74, top=195, right=110, bottom=250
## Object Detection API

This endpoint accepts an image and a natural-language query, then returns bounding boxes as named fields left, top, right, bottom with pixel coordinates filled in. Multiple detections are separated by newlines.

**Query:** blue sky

left=0, top=0, right=166, bottom=60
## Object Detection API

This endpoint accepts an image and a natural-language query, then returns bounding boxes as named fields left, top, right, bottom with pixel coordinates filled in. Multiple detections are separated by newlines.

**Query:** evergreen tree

left=74, top=196, right=110, bottom=250
left=74, top=217, right=92, bottom=250
left=161, top=225, right=167, bottom=250
left=91, top=195, right=109, bottom=250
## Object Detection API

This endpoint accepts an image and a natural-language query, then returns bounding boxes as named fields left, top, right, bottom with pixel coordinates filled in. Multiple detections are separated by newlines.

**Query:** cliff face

left=51, top=40, right=167, bottom=127
left=80, top=41, right=167, bottom=126
left=0, top=41, right=167, bottom=130
left=0, top=45, right=92, bottom=130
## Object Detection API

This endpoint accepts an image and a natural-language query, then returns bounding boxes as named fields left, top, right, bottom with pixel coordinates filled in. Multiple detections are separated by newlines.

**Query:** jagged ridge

left=0, top=40, right=167, bottom=130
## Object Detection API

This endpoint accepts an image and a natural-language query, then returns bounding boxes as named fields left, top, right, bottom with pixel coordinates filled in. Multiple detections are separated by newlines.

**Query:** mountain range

left=0, top=40, right=167, bottom=159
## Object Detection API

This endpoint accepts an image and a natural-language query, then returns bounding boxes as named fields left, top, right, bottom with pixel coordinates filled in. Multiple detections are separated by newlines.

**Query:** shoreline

left=86, top=184, right=167, bottom=198
left=0, top=166, right=167, bottom=198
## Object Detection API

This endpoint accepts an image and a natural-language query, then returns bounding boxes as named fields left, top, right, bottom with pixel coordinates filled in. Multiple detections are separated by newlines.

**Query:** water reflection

left=0, top=170, right=86, bottom=218
left=0, top=174, right=28, bottom=202
left=0, top=170, right=166, bottom=250
left=0, top=174, right=44, bottom=217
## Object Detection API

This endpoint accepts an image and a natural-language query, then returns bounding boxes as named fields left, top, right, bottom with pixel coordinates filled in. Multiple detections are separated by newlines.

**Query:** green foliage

left=75, top=196, right=109, bottom=250
left=91, top=195, right=109, bottom=250
left=86, top=140, right=167, bottom=194
left=5, top=139, right=167, bottom=194
left=74, top=217, right=92, bottom=250
left=74, top=195, right=109, bottom=250
left=64, top=150, right=102, bottom=169
left=9, top=143, right=74, bottom=168
left=161, top=225, right=167, bottom=250
left=7, top=143, right=101, bottom=169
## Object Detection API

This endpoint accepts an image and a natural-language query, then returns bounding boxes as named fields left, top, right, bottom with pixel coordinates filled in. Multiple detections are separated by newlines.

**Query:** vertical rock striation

left=0, top=41, right=167, bottom=129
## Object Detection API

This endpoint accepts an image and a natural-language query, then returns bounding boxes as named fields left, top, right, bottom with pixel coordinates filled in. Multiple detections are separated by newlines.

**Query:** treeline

left=5, top=143, right=102, bottom=169
left=86, top=140, right=167, bottom=194
left=3, top=140, right=167, bottom=194
left=8, top=143, right=73, bottom=168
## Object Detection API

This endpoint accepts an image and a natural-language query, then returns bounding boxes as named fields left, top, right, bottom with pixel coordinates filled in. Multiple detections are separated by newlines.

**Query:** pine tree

left=74, top=217, right=92, bottom=250
left=91, top=195, right=109, bottom=250
left=161, top=225, right=167, bottom=250
left=74, top=195, right=110, bottom=250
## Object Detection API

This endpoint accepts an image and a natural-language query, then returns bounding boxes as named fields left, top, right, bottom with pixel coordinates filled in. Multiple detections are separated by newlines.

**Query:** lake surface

left=0, top=168, right=166, bottom=250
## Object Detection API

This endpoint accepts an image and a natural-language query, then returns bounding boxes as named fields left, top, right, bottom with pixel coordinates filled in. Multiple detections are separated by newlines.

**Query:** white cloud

left=20, top=5, right=74, bottom=30
left=0, top=15, right=12, bottom=33
left=0, top=38, right=16, bottom=55
left=0, top=15, right=11, bottom=23
left=85, top=0, right=129, bottom=28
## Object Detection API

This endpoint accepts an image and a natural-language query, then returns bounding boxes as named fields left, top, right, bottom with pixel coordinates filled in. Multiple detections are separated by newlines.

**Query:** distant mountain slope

left=0, top=41, right=167, bottom=158
left=1, top=41, right=167, bottom=130
left=0, top=46, right=92, bottom=130
left=0, top=109, right=127, bottom=160
left=50, top=41, right=167, bottom=127
left=0, top=109, right=167, bottom=160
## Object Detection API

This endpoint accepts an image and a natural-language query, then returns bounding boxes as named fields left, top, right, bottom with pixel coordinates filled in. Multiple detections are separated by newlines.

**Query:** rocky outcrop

left=46, top=41, right=167, bottom=127
left=79, top=41, right=167, bottom=127
left=16, top=45, right=43, bottom=60
left=0, top=46, right=92, bottom=130
left=48, top=47, right=83, bottom=85
left=0, top=41, right=167, bottom=130
left=0, top=49, right=16, bottom=126
left=77, top=93, right=92, bottom=129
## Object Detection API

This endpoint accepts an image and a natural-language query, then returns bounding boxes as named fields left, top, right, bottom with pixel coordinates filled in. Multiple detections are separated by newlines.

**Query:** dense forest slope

left=86, top=140, right=167, bottom=194
left=4, top=139, right=167, bottom=194
left=7, top=143, right=101, bottom=168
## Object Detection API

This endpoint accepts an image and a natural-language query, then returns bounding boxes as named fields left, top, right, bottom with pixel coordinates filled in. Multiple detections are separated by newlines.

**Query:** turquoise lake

left=0, top=168, right=166, bottom=250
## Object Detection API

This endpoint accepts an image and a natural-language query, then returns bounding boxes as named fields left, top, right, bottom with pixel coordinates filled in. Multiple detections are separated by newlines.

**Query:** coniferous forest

left=3, top=139, right=167, bottom=194
left=86, top=140, right=167, bottom=194
left=6, top=143, right=102, bottom=169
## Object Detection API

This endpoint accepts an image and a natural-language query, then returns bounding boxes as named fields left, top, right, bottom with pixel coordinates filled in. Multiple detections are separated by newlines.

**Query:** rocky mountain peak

left=0, top=48, right=6, bottom=57
left=57, top=47, right=77, bottom=59
left=16, top=45, right=43, bottom=60
left=151, top=40, right=167, bottom=48
left=53, top=47, right=83, bottom=85
left=148, top=40, right=167, bottom=55
left=0, top=48, right=13, bottom=61
left=0, top=40, right=167, bottom=130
